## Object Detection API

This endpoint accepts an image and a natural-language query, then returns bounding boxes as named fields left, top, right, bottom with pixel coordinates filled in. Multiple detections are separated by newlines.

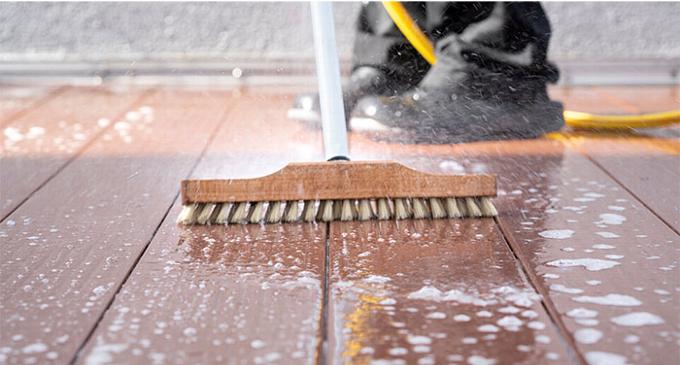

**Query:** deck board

left=1, top=87, right=149, bottom=219
left=593, top=86, right=679, bottom=113
left=0, top=85, right=61, bottom=126
left=548, top=87, right=633, bottom=114
left=75, top=93, right=328, bottom=364
left=549, top=85, right=679, bottom=115
left=327, top=220, right=575, bottom=364
left=0, top=89, right=232, bottom=364
left=567, top=136, right=679, bottom=232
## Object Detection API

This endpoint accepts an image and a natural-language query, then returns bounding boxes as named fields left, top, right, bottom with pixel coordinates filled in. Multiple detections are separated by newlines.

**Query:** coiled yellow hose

left=381, top=1, right=680, bottom=130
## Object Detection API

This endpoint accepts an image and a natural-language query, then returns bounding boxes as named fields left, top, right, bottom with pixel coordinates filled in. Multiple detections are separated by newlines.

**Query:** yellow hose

left=564, top=110, right=680, bottom=129
left=381, top=1, right=436, bottom=65
left=381, top=1, right=680, bottom=130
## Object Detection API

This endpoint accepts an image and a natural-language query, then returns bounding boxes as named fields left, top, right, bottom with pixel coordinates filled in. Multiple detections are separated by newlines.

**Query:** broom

left=177, top=2, right=497, bottom=225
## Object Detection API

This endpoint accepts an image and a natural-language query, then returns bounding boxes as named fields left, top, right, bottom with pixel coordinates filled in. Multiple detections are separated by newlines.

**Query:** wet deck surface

left=1, top=83, right=678, bottom=365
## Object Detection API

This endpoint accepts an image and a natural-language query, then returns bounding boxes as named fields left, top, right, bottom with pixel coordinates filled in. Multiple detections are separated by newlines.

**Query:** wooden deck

left=0, top=83, right=678, bottom=365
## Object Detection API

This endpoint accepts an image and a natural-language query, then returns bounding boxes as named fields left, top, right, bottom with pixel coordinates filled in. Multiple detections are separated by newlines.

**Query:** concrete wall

left=1, top=2, right=679, bottom=63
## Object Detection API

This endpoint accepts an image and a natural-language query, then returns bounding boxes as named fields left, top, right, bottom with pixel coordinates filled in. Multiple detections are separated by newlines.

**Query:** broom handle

left=310, top=1, right=350, bottom=161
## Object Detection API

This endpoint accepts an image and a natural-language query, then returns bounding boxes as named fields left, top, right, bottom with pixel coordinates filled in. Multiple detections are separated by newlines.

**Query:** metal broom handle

left=310, top=1, right=350, bottom=161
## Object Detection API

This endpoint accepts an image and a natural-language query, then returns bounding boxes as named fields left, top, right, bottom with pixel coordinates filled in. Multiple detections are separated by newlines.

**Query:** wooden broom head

left=177, top=160, right=497, bottom=225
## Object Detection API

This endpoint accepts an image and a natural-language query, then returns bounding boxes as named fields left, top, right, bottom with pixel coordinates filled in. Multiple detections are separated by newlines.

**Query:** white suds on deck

left=595, top=232, right=620, bottom=239
left=546, top=258, right=619, bottom=271
left=566, top=308, right=598, bottom=318
left=610, top=312, right=664, bottom=326
left=538, top=229, right=574, bottom=239
left=572, top=294, right=641, bottom=306
left=574, top=328, right=603, bottom=344
left=596, top=213, right=626, bottom=225
left=585, top=351, right=629, bottom=365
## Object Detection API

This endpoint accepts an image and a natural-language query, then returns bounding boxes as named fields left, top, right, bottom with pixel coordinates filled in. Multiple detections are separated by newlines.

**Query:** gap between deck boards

left=317, top=223, right=331, bottom=365
left=494, top=216, right=587, bottom=365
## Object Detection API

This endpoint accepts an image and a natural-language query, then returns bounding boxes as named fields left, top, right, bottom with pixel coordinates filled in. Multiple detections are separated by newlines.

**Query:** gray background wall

left=1, top=1, right=679, bottom=64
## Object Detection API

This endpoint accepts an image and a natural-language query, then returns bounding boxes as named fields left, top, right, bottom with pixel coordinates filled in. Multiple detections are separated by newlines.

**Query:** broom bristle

left=340, top=199, right=357, bottom=221
left=357, top=199, right=374, bottom=221
left=318, top=200, right=334, bottom=222
left=394, top=198, right=411, bottom=219
left=265, top=201, right=284, bottom=223
left=302, top=200, right=316, bottom=222
left=208, top=203, right=223, bottom=223
left=178, top=196, right=497, bottom=225
left=196, top=203, right=217, bottom=225
left=230, top=202, right=249, bottom=223
left=214, top=203, right=233, bottom=224
left=429, top=198, right=447, bottom=219
left=283, top=200, right=300, bottom=222
left=412, top=198, right=431, bottom=219
left=333, top=199, right=343, bottom=220
left=465, top=197, right=482, bottom=217
left=479, top=197, right=498, bottom=217
left=444, top=198, right=461, bottom=218
left=248, top=202, right=266, bottom=223
left=456, top=198, right=469, bottom=217
left=377, top=198, right=391, bottom=220
left=177, top=203, right=199, bottom=225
